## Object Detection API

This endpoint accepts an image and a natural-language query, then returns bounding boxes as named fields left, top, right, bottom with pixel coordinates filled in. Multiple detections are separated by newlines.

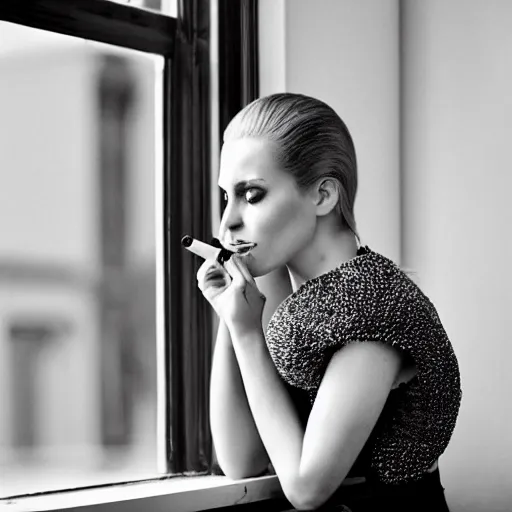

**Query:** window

left=0, top=1, right=285, bottom=510
left=0, top=20, right=163, bottom=495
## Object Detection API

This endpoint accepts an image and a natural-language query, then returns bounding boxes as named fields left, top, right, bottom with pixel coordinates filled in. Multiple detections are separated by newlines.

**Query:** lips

left=236, top=245, right=255, bottom=255
left=227, top=242, right=256, bottom=255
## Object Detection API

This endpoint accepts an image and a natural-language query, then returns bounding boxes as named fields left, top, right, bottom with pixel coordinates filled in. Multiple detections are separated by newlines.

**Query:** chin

left=245, top=261, right=265, bottom=278
left=251, top=267, right=270, bottom=278
left=245, top=256, right=281, bottom=279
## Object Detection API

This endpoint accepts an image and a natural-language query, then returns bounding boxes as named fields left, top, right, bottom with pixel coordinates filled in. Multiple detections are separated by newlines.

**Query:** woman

left=197, top=93, right=462, bottom=511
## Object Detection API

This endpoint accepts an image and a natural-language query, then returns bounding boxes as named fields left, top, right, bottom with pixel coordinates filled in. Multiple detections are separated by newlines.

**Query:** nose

left=218, top=200, right=243, bottom=241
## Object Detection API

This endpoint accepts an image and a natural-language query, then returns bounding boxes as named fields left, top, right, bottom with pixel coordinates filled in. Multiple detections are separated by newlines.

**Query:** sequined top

left=265, top=246, right=462, bottom=485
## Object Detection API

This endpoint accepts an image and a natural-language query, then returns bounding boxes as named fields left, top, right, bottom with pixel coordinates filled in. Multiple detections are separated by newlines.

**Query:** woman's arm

left=209, top=265, right=292, bottom=479
left=209, top=320, right=269, bottom=478
left=229, top=330, right=404, bottom=511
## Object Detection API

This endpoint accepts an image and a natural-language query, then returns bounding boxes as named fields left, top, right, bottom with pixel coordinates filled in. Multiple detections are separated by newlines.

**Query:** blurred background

left=0, top=12, right=164, bottom=495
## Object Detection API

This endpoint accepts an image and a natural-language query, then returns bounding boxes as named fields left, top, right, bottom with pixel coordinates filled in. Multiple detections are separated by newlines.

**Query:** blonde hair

left=224, top=93, right=360, bottom=244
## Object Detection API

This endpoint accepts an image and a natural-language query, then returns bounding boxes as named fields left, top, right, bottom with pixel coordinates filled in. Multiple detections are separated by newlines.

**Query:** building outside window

left=0, top=11, right=163, bottom=497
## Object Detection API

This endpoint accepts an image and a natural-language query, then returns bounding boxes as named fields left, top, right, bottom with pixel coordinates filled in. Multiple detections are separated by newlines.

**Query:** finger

left=231, top=254, right=257, bottom=287
left=245, top=282, right=267, bottom=303
left=224, top=255, right=247, bottom=291
left=182, top=236, right=221, bottom=261
left=197, top=259, right=226, bottom=290
left=230, top=256, right=267, bottom=301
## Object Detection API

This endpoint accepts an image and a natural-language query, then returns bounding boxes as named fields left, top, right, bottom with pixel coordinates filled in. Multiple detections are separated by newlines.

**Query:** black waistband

left=324, top=467, right=445, bottom=508
left=367, top=467, right=443, bottom=496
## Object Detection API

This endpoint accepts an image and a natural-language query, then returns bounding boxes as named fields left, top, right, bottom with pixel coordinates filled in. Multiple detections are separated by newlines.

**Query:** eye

left=221, top=187, right=264, bottom=205
left=245, top=188, right=264, bottom=204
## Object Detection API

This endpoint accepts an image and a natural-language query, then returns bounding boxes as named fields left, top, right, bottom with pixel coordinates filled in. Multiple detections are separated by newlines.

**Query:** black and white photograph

left=0, top=1, right=510, bottom=511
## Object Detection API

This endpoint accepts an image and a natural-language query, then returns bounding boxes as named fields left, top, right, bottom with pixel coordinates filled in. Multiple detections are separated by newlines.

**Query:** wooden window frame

left=0, top=1, right=288, bottom=510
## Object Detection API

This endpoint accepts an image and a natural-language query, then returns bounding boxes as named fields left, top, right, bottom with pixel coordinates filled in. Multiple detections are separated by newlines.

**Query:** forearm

left=209, top=321, right=270, bottom=478
left=229, top=326, right=306, bottom=503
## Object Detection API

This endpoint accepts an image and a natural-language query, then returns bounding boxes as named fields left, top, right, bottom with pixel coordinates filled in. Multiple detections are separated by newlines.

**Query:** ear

left=313, top=178, right=340, bottom=217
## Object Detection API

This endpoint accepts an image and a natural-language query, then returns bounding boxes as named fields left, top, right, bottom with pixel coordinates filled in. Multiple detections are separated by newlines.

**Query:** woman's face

left=218, top=137, right=317, bottom=277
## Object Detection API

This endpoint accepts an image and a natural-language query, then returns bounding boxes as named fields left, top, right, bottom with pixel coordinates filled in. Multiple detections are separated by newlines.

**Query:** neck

left=286, top=227, right=358, bottom=292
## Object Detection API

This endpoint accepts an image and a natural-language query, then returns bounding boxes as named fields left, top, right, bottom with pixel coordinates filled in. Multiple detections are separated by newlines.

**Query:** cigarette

left=181, top=235, right=235, bottom=264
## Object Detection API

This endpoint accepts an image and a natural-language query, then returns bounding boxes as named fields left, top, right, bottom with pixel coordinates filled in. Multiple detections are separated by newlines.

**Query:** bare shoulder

left=336, top=341, right=416, bottom=390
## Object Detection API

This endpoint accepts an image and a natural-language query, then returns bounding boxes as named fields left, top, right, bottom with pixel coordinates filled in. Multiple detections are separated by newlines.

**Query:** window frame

left=1, top=0, right=176, bottom=481
left=0, top=0, right=177, bottom=55
left=0, top=1, right=287, bottom=510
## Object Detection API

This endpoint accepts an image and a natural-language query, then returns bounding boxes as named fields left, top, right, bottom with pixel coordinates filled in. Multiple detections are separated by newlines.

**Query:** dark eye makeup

left=222, top=187, right=265, bottom=204
left=245, top=188, right=265, bottom=203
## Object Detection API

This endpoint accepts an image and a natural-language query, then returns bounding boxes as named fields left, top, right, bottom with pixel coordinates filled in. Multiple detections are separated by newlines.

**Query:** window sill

left=2, top=474, right=286, bottom=512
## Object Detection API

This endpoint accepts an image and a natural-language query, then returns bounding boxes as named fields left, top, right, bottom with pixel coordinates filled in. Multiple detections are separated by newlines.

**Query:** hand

left=197, top=254, right=266, bottom=336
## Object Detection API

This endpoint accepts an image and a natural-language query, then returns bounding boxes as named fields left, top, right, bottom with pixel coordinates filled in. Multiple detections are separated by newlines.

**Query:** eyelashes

left=223, top=188, right=265, bottom=205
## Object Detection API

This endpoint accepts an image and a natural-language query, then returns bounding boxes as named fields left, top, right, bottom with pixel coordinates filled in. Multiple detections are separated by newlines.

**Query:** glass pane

left=0, top=21, right=163, bottom=496
left=107, top=0, right=177, bottom=17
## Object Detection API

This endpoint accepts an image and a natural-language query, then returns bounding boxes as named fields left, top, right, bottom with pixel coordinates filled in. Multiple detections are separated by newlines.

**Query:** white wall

left=260, top=0, right=401, bottom=262
left=260, top=1, right=512, bottom=511
left=402, top=1, right=512, bottom=511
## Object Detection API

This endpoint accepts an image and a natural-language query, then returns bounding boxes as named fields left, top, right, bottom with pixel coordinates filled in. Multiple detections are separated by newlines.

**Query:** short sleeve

left=265, top=250, right=462, bottom=483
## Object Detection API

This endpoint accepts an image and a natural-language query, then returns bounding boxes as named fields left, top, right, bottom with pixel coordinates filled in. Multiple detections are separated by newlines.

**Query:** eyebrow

left=217, top=179, right=266, bottom=192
